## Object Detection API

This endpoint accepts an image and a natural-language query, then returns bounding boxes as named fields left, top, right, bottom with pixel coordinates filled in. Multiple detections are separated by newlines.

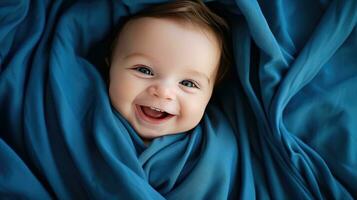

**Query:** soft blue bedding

left=0, top=0, right=356, bottom=199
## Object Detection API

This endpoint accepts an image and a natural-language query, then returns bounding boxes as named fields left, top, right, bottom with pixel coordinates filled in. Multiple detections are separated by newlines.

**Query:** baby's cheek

left=181, top=100, right=207, bottom=128
left=109, top=79, right=134, bottom=115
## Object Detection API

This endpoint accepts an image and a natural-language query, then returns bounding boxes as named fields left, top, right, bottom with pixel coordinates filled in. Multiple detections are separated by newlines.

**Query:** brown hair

left=110, top=0, right=231, bottom=84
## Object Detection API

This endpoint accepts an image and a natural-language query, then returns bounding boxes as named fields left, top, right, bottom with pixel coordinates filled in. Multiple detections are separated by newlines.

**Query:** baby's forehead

left=114, top=17, right=220, bottom=51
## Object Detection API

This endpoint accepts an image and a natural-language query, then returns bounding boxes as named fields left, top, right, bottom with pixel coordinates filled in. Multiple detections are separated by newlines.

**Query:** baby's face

left=109, top=17, right=220, bottom=139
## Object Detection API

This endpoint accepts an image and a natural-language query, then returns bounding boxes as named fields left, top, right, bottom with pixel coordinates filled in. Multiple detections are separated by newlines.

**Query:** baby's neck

left=142, top=138, right=152, bottom=146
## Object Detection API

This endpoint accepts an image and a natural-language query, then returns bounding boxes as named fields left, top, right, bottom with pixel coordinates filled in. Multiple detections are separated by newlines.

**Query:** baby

left=108, top=0, right=230, bottom=143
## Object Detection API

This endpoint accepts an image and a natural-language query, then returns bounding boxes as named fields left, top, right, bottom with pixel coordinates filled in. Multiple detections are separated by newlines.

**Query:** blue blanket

left=0, top=0, right=356, bottom=199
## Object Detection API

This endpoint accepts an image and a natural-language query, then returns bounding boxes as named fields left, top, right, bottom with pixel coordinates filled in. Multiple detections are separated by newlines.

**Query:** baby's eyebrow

left=124, top=52, right=156, bottom=62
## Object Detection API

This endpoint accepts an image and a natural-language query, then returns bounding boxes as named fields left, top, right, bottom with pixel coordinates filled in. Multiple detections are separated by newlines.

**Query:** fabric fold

left=0, top=0, right=356, bottom=199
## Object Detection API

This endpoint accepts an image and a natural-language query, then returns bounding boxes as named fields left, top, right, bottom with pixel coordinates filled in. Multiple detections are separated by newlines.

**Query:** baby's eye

left=134, top=66, right=154, bottom=76
left=180, top=80, right=199, bottom=89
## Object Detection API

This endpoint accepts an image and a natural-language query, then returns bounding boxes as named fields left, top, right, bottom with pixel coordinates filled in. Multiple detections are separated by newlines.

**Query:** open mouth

left=135, top=105, right=175, bottom=124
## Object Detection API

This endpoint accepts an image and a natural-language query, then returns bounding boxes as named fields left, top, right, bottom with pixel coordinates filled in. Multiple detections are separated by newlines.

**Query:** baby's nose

left=148, top=84, right=175, bottom=100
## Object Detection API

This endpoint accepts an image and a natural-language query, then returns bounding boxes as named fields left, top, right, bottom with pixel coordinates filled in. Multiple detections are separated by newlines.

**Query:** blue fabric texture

left=0, top=0, right=356, bottom=199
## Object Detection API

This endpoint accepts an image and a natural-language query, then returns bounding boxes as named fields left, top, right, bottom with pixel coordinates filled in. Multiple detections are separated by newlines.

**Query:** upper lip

left=138, top=104, right=178, bottom=116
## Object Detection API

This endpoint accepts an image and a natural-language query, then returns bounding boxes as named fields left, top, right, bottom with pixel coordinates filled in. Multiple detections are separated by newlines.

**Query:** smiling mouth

left=135, top=105, right=175, bottom=124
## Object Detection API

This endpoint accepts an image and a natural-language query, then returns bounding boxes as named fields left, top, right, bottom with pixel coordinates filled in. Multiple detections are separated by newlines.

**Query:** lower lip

left=135, top=104, right=174, bottom=125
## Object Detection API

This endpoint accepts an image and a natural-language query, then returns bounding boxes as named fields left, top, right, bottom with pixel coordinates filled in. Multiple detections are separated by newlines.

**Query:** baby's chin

left=136, top=129, right=180, bottom=140
left=134, top=126, right=194, bottom=144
